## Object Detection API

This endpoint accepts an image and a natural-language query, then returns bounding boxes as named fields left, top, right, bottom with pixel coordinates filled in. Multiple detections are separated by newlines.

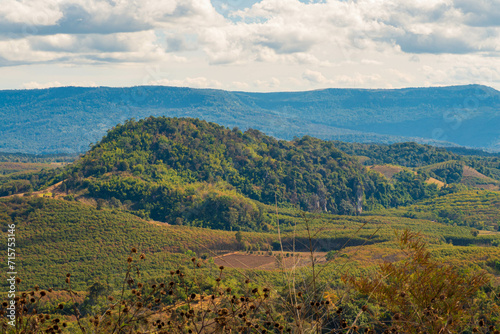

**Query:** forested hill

left=21, top=117, right=436, bottom=231
left=1, top=84, right=499, bottom=154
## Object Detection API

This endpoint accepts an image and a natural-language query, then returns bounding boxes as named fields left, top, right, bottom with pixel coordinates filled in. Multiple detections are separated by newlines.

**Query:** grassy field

left=2, top=192, right=500, bottom=291
left=374, top=190, right=500, bottom=231
left=1, top=191, right=500, bottom=334
left=0, top=162, right=66, bottom=175
left=0, top=196, right=274, bottom=289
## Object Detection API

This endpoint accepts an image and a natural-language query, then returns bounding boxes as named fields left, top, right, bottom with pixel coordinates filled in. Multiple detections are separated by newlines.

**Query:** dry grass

left=367, top=165, right=412, bottom=179
left=425, top=177, right=445, bottom=188
left=463, top=166, right=495, bottom=180
left=1, top=181, right=64, bottom=199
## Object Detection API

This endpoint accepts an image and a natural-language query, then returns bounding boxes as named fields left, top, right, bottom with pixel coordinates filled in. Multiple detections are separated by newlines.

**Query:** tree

left=234, top=231, right=243, bottom=247
left=110, top=197, right=121, bottom=208
left=59, top=182, right=67, bottom=193
left=235, top=231, right=243, bottom=245
left=81, top=282, right=112, bottom=316
left=96, top=198, right=105, bottom=210
left=118, top=160, right=129, bottom=171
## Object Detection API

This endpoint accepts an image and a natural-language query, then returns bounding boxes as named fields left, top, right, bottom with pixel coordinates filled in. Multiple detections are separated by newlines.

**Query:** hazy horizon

left=1, top=83, right=498, bottom=94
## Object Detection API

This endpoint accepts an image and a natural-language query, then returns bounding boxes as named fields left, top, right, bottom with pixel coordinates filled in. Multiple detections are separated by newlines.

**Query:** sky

left=0, top=0, right=499, bottom=92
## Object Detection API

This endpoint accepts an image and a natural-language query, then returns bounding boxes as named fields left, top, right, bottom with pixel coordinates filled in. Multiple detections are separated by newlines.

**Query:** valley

left=1, top=117, right=499, bottom=332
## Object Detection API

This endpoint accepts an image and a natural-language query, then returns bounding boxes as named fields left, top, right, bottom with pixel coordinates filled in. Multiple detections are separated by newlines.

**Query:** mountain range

left=1, top=84, right=499, bottom=154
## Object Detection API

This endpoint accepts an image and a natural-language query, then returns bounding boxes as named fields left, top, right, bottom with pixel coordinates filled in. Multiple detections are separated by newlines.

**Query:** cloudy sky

left=1, top=0, right=499, bottom=91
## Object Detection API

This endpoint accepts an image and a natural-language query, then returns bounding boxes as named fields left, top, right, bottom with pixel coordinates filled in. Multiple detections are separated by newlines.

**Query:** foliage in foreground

left=344, top=230, right=497, bottom=333
left=1, top=231, right=498, bottom=334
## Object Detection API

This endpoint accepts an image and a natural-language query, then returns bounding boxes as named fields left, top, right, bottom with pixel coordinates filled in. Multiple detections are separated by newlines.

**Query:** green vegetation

left=49, top=117, right=448, bottom=230
left=0, top=154, right=75, bottom=195
left=0, top=196, right=271, bottom=290
left=0, top=153, right=77, bottom=164
left=0, top=162, right=61, bottom=176
left=335, top=141, right=500, bottom=183
left=0, top=117, right=499, bottom=333
left=334, top=142, right=460, bottom=167
left=0, top=117, right=449, bottom=231
left=0, top=167, right=66, bottom=197
left=345, top=230, right=495, bottom=333
left=375, top=190, right=500, bottom=231
left=1, top=228, right=499, bottom=333
left=1, top=193, right=499, bottom=290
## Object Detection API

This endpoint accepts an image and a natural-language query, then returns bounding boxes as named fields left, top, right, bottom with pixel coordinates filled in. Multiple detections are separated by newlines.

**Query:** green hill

left=417, top=161, right=499, bottom=189
left=332, top=141, right=500, bottom=187
left=376, top=190, right=500, bottom=231
left=3, top=117, right=500, bottom=232
left=55, top=117, right=446, bottom=228
left=333, top=142, right=461, bottom=167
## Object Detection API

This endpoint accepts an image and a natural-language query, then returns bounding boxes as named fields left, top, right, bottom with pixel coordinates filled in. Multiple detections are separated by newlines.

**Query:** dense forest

left=55, top=117, right=446, bottom=230
left=3, top=117, right=499, bottom=232
left=1, top=117, right=499, bottom=233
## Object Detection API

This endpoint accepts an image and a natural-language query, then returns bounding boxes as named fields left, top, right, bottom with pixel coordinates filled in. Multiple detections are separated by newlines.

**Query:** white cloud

left=22, top=80, right=97, bottom=89
left=148, top=77, right=223, bottom=89
left=232, top=81, right=250, bottom=90
left=389, top=69, right=414, bottom=83
left=333, top=73, right=383, bottom=87
left=0, top=0, right=62, bottom=26
left=302, top=69, right=332, bottom=85
left=302, top=69, right=383, bottom=87
left=361, top=59, right=383, bottom=65
left=0, top=0, right=499, bottom=91
left=0, top=0, right=226, bottom=66
left=253, top=77, right=280, bottom=88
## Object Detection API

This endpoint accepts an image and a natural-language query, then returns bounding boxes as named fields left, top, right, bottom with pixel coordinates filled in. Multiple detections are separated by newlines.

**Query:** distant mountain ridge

left=1, top=84, right=499, bottom=154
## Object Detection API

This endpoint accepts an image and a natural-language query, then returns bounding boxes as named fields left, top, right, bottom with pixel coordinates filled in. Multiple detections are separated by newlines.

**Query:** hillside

left=333, top=142, right=461, bottom=167
left=1, top=84, right=500, bottom=154
left=376, top=190, right=500, bottom=231
left=2, top=195, right=499, bottom=290
left=61, top=117, right=447, bottom=227
left=417, top=161, right=500, bottom=190
left=0, top=117, right=446, bottom=231
left=335, top=141, right=500, bottom=185
left=0, top=196, right=274, bottom=289
left=367, top=164, right=410, bottom=179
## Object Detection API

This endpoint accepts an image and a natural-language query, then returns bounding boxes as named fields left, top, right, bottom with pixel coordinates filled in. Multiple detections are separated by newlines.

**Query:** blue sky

left=0, top=0, right=499, bottom=91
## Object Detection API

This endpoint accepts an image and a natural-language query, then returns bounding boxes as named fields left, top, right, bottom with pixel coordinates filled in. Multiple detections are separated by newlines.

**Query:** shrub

left=344, top=230, right=493, bottom=333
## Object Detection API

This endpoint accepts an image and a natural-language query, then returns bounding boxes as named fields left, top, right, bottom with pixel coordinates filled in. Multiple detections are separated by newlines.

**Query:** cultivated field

left=214, top=251, right=327, bottom=270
